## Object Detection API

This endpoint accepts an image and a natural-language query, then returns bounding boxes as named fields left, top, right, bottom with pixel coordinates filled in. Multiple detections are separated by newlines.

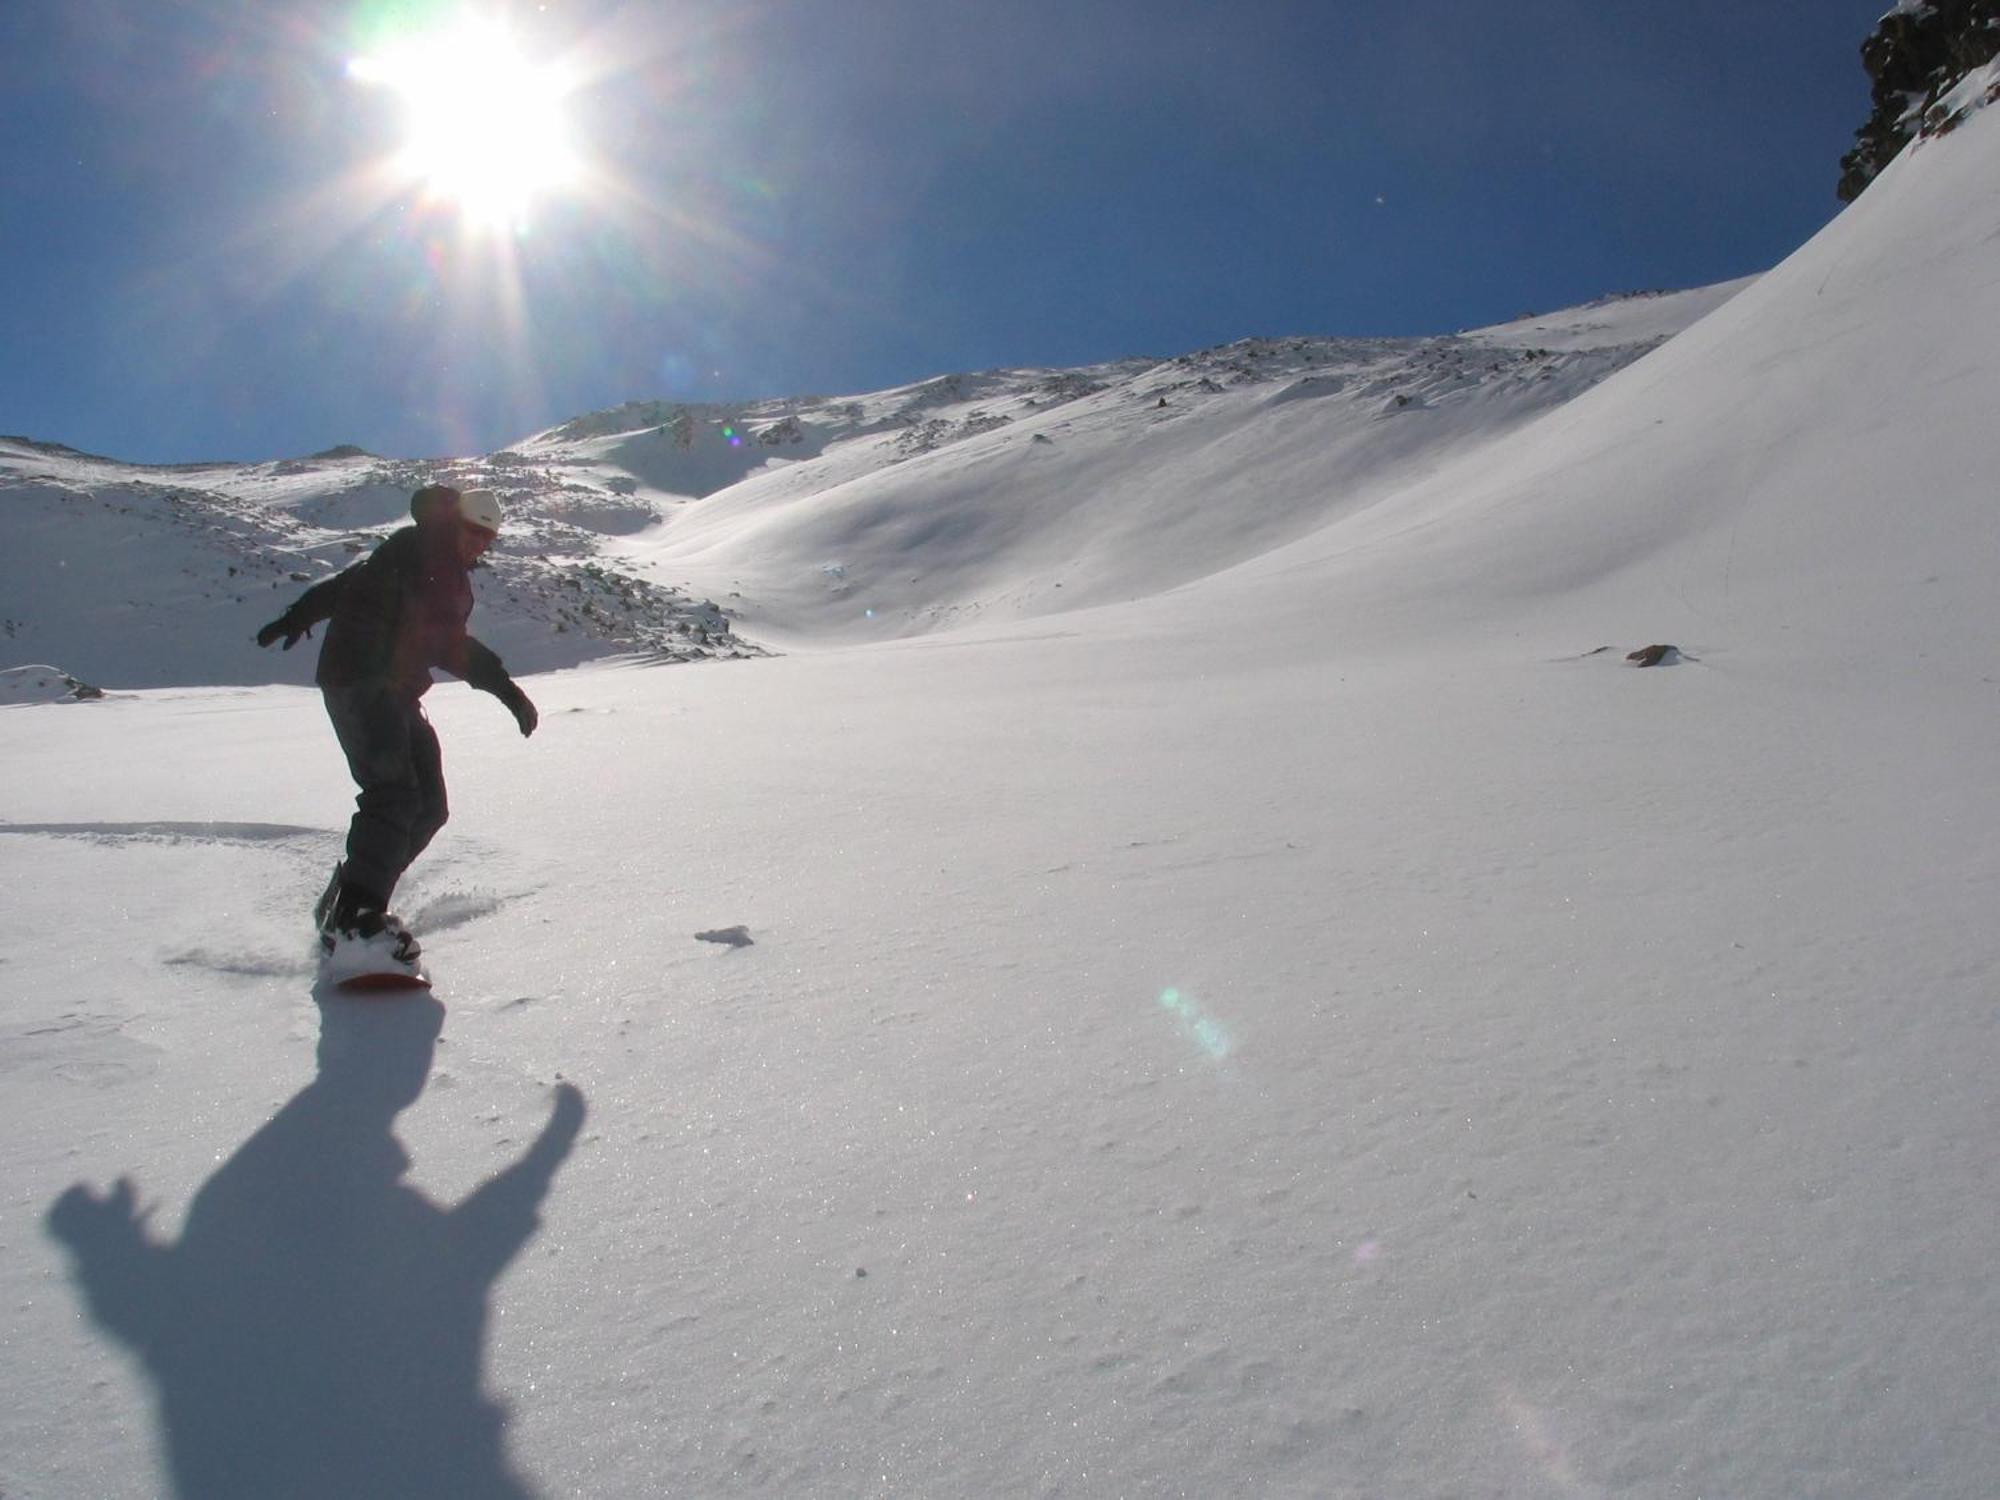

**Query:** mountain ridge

left=2, top=284, right=1746, bottom=690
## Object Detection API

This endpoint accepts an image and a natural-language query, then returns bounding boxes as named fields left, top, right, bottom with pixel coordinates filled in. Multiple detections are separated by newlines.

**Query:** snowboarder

left=256, top=484, right=538, bottom=970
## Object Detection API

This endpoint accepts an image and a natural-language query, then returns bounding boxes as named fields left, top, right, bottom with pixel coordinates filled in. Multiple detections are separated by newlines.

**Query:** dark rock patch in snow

left=696, top=925, right=755, bottom=948
left=1627, top=643, right=1689, bottom=667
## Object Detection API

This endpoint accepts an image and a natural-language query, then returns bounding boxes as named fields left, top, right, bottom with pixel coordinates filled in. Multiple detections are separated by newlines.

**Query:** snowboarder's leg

left=323, top=685, right=429, bottom=911
left=401, top=706, right=450, bottom=873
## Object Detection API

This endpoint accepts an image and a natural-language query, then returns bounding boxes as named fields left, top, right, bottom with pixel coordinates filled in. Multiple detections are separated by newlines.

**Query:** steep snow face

left=1177, top=96, right=2000, bottom=673
left=620, top=302, right=1742, bottom=644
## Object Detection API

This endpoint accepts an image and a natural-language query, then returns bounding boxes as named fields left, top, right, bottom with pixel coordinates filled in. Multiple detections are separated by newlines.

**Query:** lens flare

left=1498, top=1388, right=1589, bottom=1493
left=1157, top=988, right=1233, bottom=1061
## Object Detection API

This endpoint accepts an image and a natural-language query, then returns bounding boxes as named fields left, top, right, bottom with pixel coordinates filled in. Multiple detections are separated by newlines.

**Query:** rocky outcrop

left=1840, top=0, right=2000, bottom=201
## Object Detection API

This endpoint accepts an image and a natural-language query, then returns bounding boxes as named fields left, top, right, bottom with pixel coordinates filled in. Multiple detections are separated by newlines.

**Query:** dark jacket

left=282, top=521, right=510, bottom=703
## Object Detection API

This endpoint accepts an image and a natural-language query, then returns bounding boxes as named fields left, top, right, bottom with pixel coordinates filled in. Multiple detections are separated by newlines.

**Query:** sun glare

left=350, top=17, right=581, bottom=232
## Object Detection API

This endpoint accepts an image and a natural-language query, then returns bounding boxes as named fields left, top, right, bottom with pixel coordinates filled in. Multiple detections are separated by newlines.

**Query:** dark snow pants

left=322, top=685, right=447, bottom=908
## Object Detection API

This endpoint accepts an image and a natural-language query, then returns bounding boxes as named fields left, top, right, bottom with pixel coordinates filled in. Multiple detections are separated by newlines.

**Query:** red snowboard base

left=336, top=969, right=432, bottom=994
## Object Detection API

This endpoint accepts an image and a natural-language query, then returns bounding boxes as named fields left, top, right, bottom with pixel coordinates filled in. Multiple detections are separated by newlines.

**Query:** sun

left=350, top=16, right=582, bottom=232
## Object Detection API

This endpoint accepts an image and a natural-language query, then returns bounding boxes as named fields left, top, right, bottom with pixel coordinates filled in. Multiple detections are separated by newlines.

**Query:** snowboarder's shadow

left=45, top=992, right=585, bottom=1500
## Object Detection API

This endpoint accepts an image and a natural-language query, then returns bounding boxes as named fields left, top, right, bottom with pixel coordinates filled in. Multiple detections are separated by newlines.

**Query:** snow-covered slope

left=617, top=290, right=1750, bottom=644
left=0, top=439, right=763, bottom=689
left=1180, top=107, right=1997, bottom=672
left=2, top=283, right=1734, bottom=688
left=4, top=98, right=1998, bottom=1500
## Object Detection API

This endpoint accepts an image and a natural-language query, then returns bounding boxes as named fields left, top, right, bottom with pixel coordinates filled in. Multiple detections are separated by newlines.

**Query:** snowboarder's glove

left=501, top=681, right=538, bottom=738
left=256, top=611, right=311, bottom=650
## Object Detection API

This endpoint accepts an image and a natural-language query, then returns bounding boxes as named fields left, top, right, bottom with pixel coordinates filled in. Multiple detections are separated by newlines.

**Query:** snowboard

left=319, top=932, right=430, bottom=993
left=333, top=967, right=432, bottom=994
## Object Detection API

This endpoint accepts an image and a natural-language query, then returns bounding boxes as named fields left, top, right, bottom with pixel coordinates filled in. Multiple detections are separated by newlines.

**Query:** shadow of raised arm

left=450, top=1082, right=587, bottom=1281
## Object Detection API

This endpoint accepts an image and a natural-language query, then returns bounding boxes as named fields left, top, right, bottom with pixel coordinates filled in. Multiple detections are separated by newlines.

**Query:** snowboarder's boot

left=380, top=910, right=419, bottom=957
left=322, top=883, right=421, bottom=965
left=313, top=863, right=344, bottom=933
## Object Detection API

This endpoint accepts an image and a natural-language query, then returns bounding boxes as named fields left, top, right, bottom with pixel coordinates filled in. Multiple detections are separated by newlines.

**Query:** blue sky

left=3, top=0, right=1891, bottom=464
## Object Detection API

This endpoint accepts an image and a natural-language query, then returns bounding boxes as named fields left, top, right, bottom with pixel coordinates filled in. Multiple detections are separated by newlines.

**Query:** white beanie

left=459, top=488, right=503, bottom=534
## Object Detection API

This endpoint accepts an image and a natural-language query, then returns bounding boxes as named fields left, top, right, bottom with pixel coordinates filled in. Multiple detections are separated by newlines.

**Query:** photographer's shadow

left=46, top=993, right=585, bottom=1500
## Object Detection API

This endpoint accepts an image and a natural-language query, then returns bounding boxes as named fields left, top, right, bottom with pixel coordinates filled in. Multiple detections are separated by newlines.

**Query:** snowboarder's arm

left=255, top=562, right=357, bottom=650
left=460, top=637, right=538, bottom=737
left=258, top=529, right=427, bottom=653
left=450, top=1083, right=584, bottom=1270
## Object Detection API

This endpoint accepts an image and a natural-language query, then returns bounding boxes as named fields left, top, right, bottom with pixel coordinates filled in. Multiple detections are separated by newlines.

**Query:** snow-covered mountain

left=5, top=72, right=1998, bottom=1500
left=0, top=435, right=764, bottom=693
left=1, top=281, right=1744, bottom=690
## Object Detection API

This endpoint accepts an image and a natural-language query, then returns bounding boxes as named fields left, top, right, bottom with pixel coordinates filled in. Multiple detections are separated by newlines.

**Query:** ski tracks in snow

left=0, top=818, right=530, bottom=983
left=0, top=818, right=323, bottom=846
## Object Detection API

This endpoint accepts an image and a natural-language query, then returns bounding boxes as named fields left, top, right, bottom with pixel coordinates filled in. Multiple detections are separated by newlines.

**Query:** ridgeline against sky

left=3, top=1, right=1895, bottom=465
left=1838, top=0, right=2000, bottom=198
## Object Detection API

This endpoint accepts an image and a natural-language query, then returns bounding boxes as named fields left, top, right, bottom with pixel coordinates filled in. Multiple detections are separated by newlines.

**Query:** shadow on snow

left=45, top=987, right=585, bottom=1499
